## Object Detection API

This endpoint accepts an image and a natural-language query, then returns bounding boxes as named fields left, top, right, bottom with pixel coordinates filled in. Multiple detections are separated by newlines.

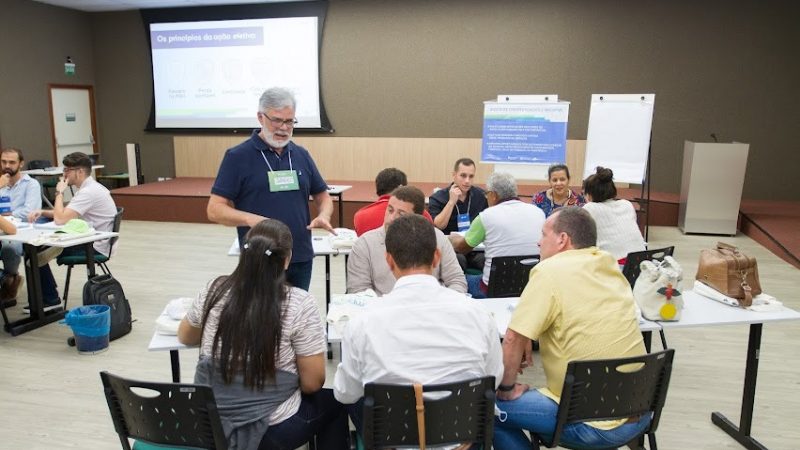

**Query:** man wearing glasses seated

left=28, top=152, right=118, bottom=311
left=207, top=87, right=334, bottom=291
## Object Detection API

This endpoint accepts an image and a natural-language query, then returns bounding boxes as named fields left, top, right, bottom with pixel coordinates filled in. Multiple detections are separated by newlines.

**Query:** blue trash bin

left=64, top=305, right=111, bottom=354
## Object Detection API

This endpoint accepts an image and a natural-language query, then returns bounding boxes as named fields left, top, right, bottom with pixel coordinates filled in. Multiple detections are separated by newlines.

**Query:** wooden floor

left=0, top=222, right=798, bottom=449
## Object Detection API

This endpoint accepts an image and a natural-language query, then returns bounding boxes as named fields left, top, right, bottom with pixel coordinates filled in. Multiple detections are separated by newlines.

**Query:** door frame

left=47, top=83, right=99, bottom=164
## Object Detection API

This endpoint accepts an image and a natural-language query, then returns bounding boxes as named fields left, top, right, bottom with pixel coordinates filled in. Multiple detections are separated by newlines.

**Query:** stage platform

left=110, top=177, right=799, bottom=269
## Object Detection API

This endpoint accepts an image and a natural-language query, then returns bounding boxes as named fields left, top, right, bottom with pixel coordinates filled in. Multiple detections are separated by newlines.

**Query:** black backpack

left=82, top=274, right=132, bottom=341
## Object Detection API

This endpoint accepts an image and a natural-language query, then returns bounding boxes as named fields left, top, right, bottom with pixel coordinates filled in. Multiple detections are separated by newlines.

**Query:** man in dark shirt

left=427, top=158, right=488, bottom=272
left=207, top=87, right=334, bottom=291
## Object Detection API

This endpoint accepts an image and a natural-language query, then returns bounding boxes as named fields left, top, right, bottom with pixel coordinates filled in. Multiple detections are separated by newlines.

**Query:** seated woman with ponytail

left=582, top=166, right=646, bottom=265
left=178, top=219, right=349, bottom=450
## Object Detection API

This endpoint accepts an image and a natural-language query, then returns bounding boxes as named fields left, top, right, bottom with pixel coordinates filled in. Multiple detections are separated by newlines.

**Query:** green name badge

left=268, top=170, right=300, bottom=192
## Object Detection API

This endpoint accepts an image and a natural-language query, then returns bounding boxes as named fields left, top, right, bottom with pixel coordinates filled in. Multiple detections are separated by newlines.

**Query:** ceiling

left=30, top=0, right=303, bottom=12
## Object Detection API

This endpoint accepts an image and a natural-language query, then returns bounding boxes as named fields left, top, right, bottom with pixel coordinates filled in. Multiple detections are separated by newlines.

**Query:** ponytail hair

left=202, top=219, right=293, bottom=389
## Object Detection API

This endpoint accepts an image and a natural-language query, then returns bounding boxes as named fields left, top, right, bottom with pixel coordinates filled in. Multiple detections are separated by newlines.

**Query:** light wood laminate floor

left=0, top=222, right=797, bottom=449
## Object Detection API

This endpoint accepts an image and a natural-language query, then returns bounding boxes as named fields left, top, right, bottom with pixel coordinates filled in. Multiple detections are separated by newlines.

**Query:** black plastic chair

left=487, top=255, right=539, bottom=298
left=100, top=371, right=228, bottom=450
left=26, top=159, right=52, bottom=170
left=533, top=349, right=675, bottom=450
left=58, top=206, right=123, bottom=308
left=362, top=376, right=495, bottom=449
left=621, top=247, right=675, bottom=288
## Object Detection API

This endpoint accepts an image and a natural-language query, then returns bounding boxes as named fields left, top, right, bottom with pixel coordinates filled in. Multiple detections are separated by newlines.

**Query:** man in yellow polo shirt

left=493, top=207, right=649, bottom=449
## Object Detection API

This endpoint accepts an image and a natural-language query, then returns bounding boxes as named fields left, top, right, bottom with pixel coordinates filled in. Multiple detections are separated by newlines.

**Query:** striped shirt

left=185, top=282, right=327, bottom=425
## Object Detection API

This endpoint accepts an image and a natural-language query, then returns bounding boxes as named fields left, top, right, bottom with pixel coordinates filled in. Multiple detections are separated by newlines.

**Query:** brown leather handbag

left=696, top=242, right=762, bottom=307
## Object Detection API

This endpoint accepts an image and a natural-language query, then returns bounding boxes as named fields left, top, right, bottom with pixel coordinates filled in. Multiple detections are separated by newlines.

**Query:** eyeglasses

left=260, top=112, right=298, bottom=128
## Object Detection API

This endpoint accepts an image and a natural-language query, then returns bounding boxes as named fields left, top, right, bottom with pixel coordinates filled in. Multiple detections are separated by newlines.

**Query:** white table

left=22, top=165, right=105, bottom=176
left=329, top=291, right=798, bottom=450
left=154, top=237, right=351, bottom=381
left=148, top=307, right=192, bottom=382
left=149, top=288, right=799, bottom=450
left=326, top=296, right=661, bottom=342
left=1, top=226, right=118, bottom=336
left=654, top=290, right=800, bottom=449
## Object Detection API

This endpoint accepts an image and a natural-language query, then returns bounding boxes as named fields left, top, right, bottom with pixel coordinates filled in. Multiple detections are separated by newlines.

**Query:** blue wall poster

left=481, top=101, right=570, bottom=164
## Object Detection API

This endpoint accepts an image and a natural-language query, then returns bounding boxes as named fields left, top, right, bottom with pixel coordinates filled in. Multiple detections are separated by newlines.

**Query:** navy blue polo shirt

left=428, top=185, right=488, bottom=234
left=211, top=130, right=328, bottom=263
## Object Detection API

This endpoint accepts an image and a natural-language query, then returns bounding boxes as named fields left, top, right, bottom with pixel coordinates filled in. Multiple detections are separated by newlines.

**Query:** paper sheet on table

left=326, top=290, right=378, bottom=334
left=692, top=281, right=782, bottom=311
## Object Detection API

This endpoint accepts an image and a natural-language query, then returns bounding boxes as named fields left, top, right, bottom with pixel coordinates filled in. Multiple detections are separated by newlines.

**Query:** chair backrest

left=27, top=159, right=52, bottom=170
left=363, top=376, right=495, bottom=449
left=487, top=255, right=539, bottom=298
left=100, top=371, right=227, bottom=450
left=545, top=349, right=675, bottom=448
left=621, top=246, right=675, bottom=287
left=108, top=206, right=124, bottom=254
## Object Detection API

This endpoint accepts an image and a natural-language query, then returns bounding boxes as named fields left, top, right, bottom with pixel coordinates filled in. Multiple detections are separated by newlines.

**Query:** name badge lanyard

left=454, top=191, right=472, bottom=217
left=261, top=148, right=300, bottom=192
left=455, top=191, right=472, bottom=232
left=260, top=148, right=293, bottom=173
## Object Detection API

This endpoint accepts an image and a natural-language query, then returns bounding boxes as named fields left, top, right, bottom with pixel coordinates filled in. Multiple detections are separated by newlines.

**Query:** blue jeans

left=38, top=264, right=61, bottom=304
left=286, top=260, right=313, bottom=291
left=494, top=389, right=651, bottom=450
left=1, top=241, right=22, bottom=276
left=259, top=389, right=349, bottom=450
left=466, top=274, right=487, bottom=299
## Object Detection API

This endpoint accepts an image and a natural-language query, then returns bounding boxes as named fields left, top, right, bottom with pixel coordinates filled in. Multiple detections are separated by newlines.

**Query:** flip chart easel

left=584, top=94, right=656, bottom=239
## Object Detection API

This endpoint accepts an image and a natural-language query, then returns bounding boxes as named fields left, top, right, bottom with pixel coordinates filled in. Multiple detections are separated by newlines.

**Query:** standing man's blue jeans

left=287, top=260, right=313, bottom=291
left=494, top=389, right=651, bottom=450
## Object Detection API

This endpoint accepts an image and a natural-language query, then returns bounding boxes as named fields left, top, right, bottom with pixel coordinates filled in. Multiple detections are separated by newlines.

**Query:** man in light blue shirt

left=0, top=148, right=59, bottom=307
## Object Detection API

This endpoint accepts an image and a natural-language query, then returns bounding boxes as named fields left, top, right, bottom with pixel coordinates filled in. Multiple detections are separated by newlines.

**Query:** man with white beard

left=207, top=87, right=334, bottom=290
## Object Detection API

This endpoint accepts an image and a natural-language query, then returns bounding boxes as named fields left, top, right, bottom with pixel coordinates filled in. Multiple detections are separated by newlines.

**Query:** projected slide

left=150, top=17, right=320, bottom=129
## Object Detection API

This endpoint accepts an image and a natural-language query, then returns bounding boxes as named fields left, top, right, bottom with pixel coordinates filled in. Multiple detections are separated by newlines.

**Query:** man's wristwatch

left=497, top=383, right=516, bottom=392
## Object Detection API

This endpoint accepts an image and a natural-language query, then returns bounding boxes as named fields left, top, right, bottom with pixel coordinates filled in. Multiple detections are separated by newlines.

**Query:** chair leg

left=648, top=432, right=657, bottom=450
left=100, top=262, right=111, bottom=276
left=1, top=303, right=10, bottom=327
left=658, top=330, right=668, bottom=349
left=63, top=265, right=73, bottom=309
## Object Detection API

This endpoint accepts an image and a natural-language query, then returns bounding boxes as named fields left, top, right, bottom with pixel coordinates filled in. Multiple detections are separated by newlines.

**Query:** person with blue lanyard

left=428, top=158, right=488, bottom=273
left=207, top=87, right=335, bottom=291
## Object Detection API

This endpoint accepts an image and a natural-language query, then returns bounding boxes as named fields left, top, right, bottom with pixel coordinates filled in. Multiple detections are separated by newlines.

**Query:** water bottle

left=0, top=195, right=11, bottom=216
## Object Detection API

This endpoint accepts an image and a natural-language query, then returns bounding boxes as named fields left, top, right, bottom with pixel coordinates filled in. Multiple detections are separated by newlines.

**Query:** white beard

left=265, top=130, right=292, bottom=148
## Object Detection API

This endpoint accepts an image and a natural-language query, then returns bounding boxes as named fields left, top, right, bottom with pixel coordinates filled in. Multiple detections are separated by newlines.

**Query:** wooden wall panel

left=174, top=136, right=590, bottom=185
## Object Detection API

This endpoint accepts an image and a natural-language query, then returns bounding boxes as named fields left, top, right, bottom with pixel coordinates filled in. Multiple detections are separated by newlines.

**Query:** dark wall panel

left=2, top=0, right=798, bottom=199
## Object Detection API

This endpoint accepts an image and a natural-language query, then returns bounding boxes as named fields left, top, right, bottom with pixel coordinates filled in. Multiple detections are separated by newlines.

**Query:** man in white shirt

left=449, top=172, right=545, bottom=298
left=346, top=185, right=466, bottom=295
left=334, top=214, right=503, bottom=435
left=28, top=152, right=117, bottom=308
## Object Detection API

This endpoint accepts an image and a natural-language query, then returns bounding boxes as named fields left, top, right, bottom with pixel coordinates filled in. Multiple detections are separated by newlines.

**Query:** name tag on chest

left=268, top=170, right=300, bottom=192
